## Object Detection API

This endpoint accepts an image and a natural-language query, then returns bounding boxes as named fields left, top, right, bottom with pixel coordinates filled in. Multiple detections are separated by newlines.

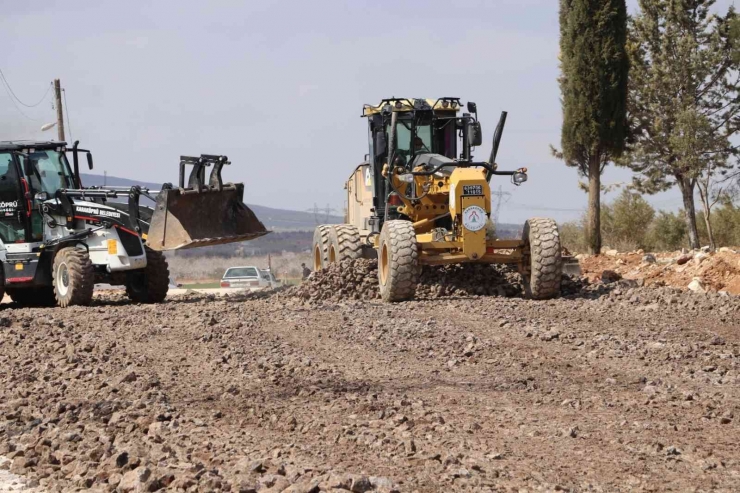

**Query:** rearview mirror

left=86, top=152, right=93, bottom=170
left=468, top=121, right=483, bottom=147
left=467, top=102, right=477, bottom=114
left=374, top=131, right=387, bottom=157
left=35, top=191, right=49, bottom=202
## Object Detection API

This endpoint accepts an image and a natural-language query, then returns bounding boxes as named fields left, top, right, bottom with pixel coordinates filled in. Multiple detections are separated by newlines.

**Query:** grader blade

left=145, top=154, right=268, bottom=251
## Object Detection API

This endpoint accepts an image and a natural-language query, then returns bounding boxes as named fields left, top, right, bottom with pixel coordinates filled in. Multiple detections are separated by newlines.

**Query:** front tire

left=378, top=220, right=419, bottom=302
left=53, top=247, right=95, bottom=307
left=125, top=248, right=170, bottom=303
left=521, top=218, right=562, bottom=300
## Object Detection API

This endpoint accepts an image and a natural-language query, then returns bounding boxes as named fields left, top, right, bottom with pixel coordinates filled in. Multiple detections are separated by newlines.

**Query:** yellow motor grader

left=313, top=97, right=564, bottom=302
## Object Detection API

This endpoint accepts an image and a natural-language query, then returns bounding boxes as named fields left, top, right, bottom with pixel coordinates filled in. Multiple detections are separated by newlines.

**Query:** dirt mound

left=580, top=248, right=740, bottom=294
left=286, top=259, right=526, bottom=302
left=284, top=259, right=588, bottom=303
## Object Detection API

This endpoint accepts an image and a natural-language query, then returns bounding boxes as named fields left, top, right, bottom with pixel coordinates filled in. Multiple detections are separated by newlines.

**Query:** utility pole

left=491, top=185, right=511, bottom=225
left=53, top=79, right=65, bottom=142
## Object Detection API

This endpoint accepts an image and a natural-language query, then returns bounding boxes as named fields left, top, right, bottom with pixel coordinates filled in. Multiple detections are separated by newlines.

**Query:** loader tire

left=378, top=220, right=419, bottom=302
left=53, top=247, right=94, bottom=308
left=7, top=287, right=56, bottom=307
left=312, top=225, right=333, bottom=271
left=328, top=225, right=362, bottom=266
left=521, top=217, right=562, bottom=300
left=125, top=248, right=170, bottom=304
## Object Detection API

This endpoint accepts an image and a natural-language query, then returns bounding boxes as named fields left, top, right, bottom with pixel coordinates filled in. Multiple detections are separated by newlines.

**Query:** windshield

left=393, top=120, right=432, bottom=157
left=18, top=150, right=75, bottom=195
left=224, top=267, right=259, bottom=278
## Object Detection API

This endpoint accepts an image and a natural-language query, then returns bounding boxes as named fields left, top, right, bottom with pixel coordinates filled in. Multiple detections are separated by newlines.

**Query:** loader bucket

left=145, top=184, right=268, bottom=251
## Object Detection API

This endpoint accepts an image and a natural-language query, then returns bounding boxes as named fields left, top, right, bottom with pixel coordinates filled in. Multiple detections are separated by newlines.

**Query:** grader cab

left=313, top=98, right=565, bottom=302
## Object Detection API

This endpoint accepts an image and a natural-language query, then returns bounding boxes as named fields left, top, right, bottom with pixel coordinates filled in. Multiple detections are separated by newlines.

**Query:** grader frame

left=314, top=98, right=565, bottom=302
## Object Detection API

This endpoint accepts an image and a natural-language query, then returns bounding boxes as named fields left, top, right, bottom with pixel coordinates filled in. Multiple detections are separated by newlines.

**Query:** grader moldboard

left=0, top=141, right=267, bottom=307
left=313, top=97, right=567, bottom=302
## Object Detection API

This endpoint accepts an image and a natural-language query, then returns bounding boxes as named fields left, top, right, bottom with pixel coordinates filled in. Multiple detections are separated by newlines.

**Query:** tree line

left=560, top=187, right=740, bottom=252
left=557, top=0, right=740, bottom=253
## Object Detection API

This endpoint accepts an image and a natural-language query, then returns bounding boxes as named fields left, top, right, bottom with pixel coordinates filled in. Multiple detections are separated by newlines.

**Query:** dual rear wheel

left=312, top=224, right=362, bottom=271
left=311, top=221, right=419, bottom=302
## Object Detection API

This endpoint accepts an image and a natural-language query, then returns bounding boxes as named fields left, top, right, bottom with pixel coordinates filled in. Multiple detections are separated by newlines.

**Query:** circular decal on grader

left=462, top=205, right=486, bottom=232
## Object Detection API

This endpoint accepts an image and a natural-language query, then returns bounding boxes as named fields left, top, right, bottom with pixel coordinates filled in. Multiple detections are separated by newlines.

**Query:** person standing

left=301, top=263, right=311, bottom=280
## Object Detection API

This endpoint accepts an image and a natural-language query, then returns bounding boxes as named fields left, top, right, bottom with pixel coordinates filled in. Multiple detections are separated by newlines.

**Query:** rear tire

left=378, top=220, right=419, bottom=302
left=312, top=225, right=333, bottom=271
left=7, top=287, right=56, bottom=307
left=328, top=225, right=362, bottom=266
left=125, top=248, right=170, bottom=303
left=53, top=247, right=95, bottom=307
left=521, top=218, right=562, bottom=300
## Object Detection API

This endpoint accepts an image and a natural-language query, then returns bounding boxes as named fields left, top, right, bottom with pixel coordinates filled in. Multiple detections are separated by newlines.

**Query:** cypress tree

left=558, top=0, right=629, bottom=254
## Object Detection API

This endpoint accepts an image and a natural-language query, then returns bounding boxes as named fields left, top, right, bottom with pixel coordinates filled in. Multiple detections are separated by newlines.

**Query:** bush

left=693, top=197, right=740, bottom=248
left=600, top=190, right=655, bottom=251
left=560, top=220, right=587, bottom=253
left=647, top=211, right=687, bottom=251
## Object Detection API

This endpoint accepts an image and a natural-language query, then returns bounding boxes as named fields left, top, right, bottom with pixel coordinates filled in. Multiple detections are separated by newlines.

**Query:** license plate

left=462, top=185, right=483, bottom=196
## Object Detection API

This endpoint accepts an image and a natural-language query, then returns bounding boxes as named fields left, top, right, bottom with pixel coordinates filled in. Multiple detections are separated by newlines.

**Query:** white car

left=220, top=266, right=262, bottom=289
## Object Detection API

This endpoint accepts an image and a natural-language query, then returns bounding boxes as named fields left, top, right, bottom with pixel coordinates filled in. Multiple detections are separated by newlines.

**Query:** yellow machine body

left=345, top=163, right=524, bottom=267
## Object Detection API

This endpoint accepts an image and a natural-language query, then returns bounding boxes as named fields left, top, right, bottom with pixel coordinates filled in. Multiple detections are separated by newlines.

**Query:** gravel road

left=0, top=273, right=739, bottom=492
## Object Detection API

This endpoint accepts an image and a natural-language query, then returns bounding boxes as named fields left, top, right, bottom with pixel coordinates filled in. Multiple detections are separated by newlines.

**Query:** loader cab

left=0, top=142, right=77, bottom=244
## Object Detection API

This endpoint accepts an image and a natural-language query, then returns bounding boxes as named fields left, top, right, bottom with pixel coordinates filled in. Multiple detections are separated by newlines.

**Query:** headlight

left=398, top=173, right=414, bottom=183
left=512, top=172, right=528, bottom=185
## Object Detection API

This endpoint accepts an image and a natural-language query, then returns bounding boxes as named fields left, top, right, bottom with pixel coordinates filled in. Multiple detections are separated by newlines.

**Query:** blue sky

left=0, top=0, right=735, bottom=224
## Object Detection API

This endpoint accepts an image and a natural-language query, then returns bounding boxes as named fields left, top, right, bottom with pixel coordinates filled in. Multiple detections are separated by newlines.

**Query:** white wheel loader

left=0, top=141, right=267, bottom=307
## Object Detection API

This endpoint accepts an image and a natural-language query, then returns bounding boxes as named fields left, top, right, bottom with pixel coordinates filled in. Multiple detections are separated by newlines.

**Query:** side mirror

left=374, top=131, right=387, bottom=157
left=86, top=152, right=93, bottom=170
left=468, top=121, right=483, bottom=147
left=34, top=191, right=49, bottom=202
left=467, top=102, right=477, bottom=114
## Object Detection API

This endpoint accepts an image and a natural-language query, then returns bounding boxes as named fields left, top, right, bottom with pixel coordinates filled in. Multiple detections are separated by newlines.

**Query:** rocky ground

left=1, top=264, right=739, bottom=492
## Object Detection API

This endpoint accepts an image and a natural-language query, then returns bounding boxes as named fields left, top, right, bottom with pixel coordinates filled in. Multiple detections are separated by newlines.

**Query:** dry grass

left=165, top=252, right=310, bottom=282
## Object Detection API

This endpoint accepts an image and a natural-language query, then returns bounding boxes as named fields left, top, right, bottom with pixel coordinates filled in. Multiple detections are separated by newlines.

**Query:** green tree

left=647, top=210, right=688, bottom=251
left=557, top=0, right=629, bottom=255
left=601, top=189, right=655, bottom=249
left=622, top=0, right=739, bottom=250
left=697, top=195, right=740, bottom=247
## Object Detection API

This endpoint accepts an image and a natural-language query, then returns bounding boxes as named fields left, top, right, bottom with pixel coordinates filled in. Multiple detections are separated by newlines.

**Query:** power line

left=0, top=81, right=40, bottom=121
left=0, top=68, right=51, bottom=107
left=62, top=88, right=73, bottom=142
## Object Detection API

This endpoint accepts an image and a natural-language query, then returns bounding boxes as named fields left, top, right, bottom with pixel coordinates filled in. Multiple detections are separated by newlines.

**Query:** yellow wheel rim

left=313, top=245, right=322, bottom=271
left=380, top=243, right=389, bottom=285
